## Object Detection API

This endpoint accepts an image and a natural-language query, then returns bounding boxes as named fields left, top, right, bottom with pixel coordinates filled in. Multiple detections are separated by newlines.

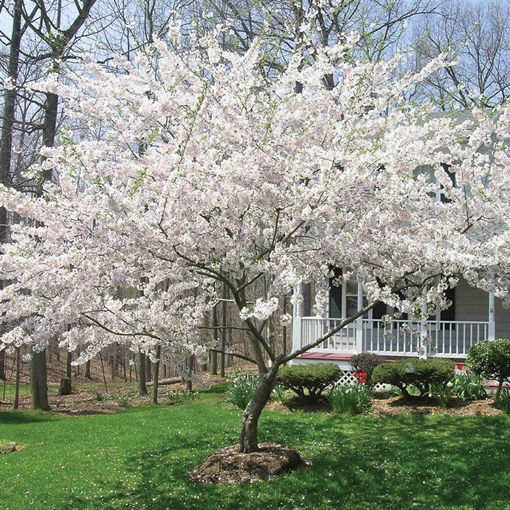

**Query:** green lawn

left=1, top=389, right=509, bottom=510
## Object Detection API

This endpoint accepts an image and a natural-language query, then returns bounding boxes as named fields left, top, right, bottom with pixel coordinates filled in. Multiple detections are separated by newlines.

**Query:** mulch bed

left=267, top=396, right=503, bottom=417
left=189, top=444, right=310, bottom=484
left=371, top=396, right=502, bottom=417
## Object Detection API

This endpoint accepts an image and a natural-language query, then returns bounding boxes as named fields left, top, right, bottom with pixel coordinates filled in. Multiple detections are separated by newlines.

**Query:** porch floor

left=296, top=351, right=468, bottom=364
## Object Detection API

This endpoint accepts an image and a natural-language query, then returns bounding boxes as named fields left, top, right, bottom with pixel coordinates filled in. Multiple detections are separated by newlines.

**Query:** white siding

left=455, top=278, right=510, bottom=339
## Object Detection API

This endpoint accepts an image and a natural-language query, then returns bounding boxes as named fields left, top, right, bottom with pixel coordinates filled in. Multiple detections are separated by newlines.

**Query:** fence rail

left=297, top=317, right=489, bottom=358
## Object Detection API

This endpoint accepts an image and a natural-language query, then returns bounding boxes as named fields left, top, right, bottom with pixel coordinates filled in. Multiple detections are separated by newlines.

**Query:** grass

left=0, top=387, right=510, bottom=509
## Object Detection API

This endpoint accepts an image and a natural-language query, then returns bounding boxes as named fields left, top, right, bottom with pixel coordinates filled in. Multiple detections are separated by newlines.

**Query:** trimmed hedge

left=277, top=363, right=342, bottom=401
left=467, top=339, right=510, bottom=398
left=372, top=358, right=454, bottom=399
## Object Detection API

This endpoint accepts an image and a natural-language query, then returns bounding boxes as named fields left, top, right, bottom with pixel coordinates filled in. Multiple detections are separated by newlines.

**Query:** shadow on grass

left=0, top=410, right=59, bottom=424
left=65, top=413, right=510, bottom=510
left=200, top=382, right=230, bottom=394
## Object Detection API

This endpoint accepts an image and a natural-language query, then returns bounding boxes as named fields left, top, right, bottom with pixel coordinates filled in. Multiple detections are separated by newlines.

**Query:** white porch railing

left=296, top=317, right=490, bottom=358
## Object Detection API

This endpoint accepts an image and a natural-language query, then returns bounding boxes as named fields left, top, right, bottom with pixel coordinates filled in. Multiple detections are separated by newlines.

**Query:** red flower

left=466, top=370, right=470, bottom=374
left=354, top=373, right=360, bottom=378
left=360, top=378, right=366, bottom=384
left=361, top=372, right=367, bottom=377
left=457, top=364, right=463, bottom=370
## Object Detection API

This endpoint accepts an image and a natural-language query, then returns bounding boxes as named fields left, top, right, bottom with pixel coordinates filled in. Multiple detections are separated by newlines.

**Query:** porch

left=292, top=316, right=492, bottom=359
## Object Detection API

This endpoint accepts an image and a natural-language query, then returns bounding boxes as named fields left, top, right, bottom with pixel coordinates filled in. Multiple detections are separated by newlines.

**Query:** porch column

left=420, top=290, right=428, bottom=359
left=488, top=292, right=496, bottom=341
left=356, top=282, right=363, bottom=353
left=291, top=284, right=304, bottom=352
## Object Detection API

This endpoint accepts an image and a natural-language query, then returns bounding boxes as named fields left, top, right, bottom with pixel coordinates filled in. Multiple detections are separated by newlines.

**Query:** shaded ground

left=0, top=375, right=226, bottom=415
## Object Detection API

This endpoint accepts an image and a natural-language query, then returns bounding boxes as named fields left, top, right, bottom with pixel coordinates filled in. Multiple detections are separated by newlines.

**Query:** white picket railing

left=297, top=317, right=490, bottom=358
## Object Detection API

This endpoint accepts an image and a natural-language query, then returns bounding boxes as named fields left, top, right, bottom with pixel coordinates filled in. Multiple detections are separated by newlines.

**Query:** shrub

left=277, top=363, right=342, bottom=402
left=350, top=353, right=384, bottom=386
left=372, top=358, right=454, bottom=399
left=495, top=389, right=510, bottom=415
left=451, top=372, right=487, bottom=401
left=467, top=339, right=510, bottom=398
left=226, top=372, right=258, bottom=409
left=329, top=383, right=372, bottom=414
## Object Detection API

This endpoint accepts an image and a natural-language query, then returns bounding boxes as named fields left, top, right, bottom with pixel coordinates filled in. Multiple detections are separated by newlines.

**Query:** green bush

left=277, top=363, right=342, bottom=401
left=467, top=339, right=510, bottom=398
left=351, top=353, right=384, bottom=386
left=372, top=358, right=454, bottom=399
left=329, top=383, right=372, bottom=414
left=226, top=372, right=258, bottom=409
left=495, top=389, right=510, bottom=415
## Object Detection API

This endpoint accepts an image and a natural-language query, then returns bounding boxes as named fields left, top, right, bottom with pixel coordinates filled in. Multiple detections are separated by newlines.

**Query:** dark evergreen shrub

left=277, top=363, right=342, bottom=401
left=372, top=358, right=454, bottom=399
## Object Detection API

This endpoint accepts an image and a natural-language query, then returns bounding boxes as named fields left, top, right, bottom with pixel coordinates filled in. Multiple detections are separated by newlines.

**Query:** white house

left=291, top=275, right=504, bottom=368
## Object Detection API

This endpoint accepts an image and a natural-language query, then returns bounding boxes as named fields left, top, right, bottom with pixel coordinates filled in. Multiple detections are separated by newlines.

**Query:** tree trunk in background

left=152, top=345, right=161, bottom=404
left=31, top=350, right=50, bottom=410
left=0, top=0, right=22, bottom=386
left=66, top=351, right=72, bottom=379
left=139, top=352, right=147, bottom=395
left=58, top=377, right=72, bottom=395
left=145, top=355, right=152, bottom=382
left=210, top=304, right=218, bottom=375
left=0, top=352, right=5, bottom=381
left=221, top=284, right=227, bottom=377
left=85, top=359, right=91, bottom=379
left=13, top=347, right=20, bottom=409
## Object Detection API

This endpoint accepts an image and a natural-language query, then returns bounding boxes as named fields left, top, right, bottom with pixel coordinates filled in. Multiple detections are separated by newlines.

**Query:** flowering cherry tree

left=1, top=28, right=509, bottom=453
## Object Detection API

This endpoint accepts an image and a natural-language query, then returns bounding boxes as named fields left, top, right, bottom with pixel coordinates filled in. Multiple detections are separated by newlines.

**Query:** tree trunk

left=152, top=345, right=161, bottom=404
left=145, top=355, right=152, bottom=382
left=13, top=347, right=20, bottom=409
left=66, top=350, right=72, bottom=379
left=85, top=359, right=91, bottom=379
left=210, top=304, right=218, bottom=375
left=59, top=377, right=72, bottom=395
left=31, top=350, right=50, bottom=410
left=0, top=351, right=5, bottom=380
left=139, top=352, right=147, bottom=395
left=221, top=284, right=227, bottom=377
left=239, top=367, right=278, bottom=453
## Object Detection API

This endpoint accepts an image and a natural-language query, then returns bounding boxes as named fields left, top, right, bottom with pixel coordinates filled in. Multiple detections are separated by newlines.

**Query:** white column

left=356, top=282, right=363, bottom=353
left=292, top=284, right=304, bottom=352
left=420, top=291, right=428, bottom=359
left=488, top=292, right=496, bottom=340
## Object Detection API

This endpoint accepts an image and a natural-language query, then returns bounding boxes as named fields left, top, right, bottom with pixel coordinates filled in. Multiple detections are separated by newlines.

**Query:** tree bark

left=139, top=352, right=147, bottom=395
left=220, top=284, right=227, bottom=377
left=210, top=304, right=218, bottom=375
left=239, top=366, right=278, bottom=453
left=85, top=359, right=91, bottom=379
left=13, top=347, right=20, bottom=409
left=0, top=351, right=5, bottom=381
left=152, top=345, right=161, bottom=404
left=59, top=377, right=72, bottom=395
left=31, top=350, right=50, bottom=410
left=66, top=350, right=72, bottom=379
left=145, top=355, right=152, bottom=382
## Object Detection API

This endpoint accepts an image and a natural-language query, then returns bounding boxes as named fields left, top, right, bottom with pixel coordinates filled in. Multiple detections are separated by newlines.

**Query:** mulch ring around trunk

left=189, top=444, right=310, bottom=484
